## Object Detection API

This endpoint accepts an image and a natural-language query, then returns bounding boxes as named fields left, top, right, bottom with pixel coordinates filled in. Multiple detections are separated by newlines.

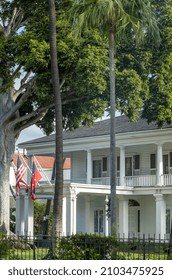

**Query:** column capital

left=153, top=193, right=164, bottom=201
left=86, top=149, right=92, bottom=153
left=118, top=195, right=128, bottom=202
left=118, top=145, right=125, bottom=150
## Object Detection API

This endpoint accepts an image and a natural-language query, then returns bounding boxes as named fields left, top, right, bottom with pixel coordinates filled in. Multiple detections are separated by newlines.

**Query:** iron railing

left=0, top=234, right=171, bottom=260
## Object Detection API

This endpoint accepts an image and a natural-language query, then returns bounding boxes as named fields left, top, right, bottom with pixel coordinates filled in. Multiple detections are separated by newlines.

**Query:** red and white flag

left=15, top=155, right=28, bottom=195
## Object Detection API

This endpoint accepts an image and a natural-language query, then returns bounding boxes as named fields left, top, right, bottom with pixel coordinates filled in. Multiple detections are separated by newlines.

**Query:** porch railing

left=125, top=175, right=156, bottom=187
left=162, top=174, right=172, bottom=186
left=91, top=177, right=120, bottom=186
left=70, top=174, right=172, bottom=187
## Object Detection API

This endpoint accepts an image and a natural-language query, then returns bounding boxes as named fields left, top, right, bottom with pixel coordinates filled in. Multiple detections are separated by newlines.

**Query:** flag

left=15, top=155, right=28, bottom=195
left=30, top=161, right=42, bottom=200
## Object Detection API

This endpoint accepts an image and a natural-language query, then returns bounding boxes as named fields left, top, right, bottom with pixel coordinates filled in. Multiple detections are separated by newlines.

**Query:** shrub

left=47, top=234, right=118, bottom=260
left=0, top=232, right=9, bottom=259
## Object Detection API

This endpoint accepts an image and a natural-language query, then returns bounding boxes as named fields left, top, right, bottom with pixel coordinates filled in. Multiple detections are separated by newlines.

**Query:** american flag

left=15, top=155, right=28, bottom=194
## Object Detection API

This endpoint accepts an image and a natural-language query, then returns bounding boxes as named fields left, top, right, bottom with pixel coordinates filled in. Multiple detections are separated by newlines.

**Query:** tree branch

left=11, top=65, right=22, bottom=81
left=1, top=77, right=36, bottom=125
left=13, top=107, right=49, bottom=137
left=5, top=7, right=18, bottom=36
left=13, top=74, right=37, bottom=101
left=5, top=7, right=24, bottom=36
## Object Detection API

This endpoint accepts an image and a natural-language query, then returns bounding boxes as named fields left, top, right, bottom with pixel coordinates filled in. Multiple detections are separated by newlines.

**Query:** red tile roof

left=13, top=153, right=70, bottom=169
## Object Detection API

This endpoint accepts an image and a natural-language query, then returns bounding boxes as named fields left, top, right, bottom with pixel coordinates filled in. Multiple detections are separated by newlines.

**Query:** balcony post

left=16, top=195, right=24, bottom=235
left=69, top=186, right=77, bottom=234
left=62, top=196, right=66, bottom=236
left=86, top=149, right=92, bottom=184
left=118, top=196, right=128, bottom=237
left=156, top=142, right=163, bottom=186
left=153, top=193, right=166, bottom=239
left=85, top=195, right=91, bottom=233
left=119, top=146, right=125, bottom=186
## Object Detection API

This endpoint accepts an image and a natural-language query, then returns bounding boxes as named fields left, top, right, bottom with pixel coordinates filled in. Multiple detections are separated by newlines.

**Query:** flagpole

left=33, top=155, right=53, bottom=186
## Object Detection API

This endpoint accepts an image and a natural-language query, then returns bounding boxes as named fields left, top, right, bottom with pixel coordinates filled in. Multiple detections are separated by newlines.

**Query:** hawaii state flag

left=30, top=161, right=42, bottom=200
left=15, top=155, right=28, bottom=195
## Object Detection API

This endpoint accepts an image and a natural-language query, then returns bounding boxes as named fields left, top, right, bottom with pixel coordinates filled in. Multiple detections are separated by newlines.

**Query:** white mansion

left=17, top=115, right=172, bottom=239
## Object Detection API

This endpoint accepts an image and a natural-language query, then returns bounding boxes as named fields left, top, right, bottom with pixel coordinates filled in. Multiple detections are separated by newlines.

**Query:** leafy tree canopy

left=0, top=0, right=165, bottom=138
left=142, top=0, right=172, bottom=126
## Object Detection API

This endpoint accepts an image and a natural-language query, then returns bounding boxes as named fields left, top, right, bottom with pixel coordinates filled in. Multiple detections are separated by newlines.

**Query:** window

left=93, top=160, right=101, bottom=178
left=125, top=157, right=132, bottom=176
left=94, top=209, right=104, bottom=234
left=134, top=155, right=140, bottom=170
left=163, top=154, right=169, bottom=174
left=117, top=156, right=120, bottom=171
left=166, top=209, right=171, bottom=234
left=150, top=154, right=156, bottom=169
left=117, top=156, right=120, bottom=177
left=102, top=157, right=107, bottom=172
left=150, top=154, right=156, bottom=175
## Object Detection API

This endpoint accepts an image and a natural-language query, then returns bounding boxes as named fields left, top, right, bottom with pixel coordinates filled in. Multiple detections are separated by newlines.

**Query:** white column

left=24, top=196, right=29, bottom=236
left=87, top=150, right=92, bottom=184
left=16, top=195, right=24, bottom=235
left=154, top=194, right=166, bottom=239
left=62, top=196, right=67, bottom=236
left=120, top=146, right=125, bottom=186
left=156, top=143, right=163, bottom=186
left=105, top=195, right=109, bottom=236
left=85, top=196, right=91, bottom=233
left=28, top=198, right=34, bottom=236
left=73, top=194, right=77, bottom=234
left=23, top=195, right=34, bottom=237
left=69, top=186, right=77, bottom=234
left=118, top=196, right=128, bottom=237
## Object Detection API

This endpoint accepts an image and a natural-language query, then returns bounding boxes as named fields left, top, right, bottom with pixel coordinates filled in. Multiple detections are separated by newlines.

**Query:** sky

left=16, top=125, right=45, bottom=147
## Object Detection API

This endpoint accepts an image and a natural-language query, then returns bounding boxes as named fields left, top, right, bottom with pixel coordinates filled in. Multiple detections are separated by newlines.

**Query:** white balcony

left=125, top=175, right=157, bottom=187
left=70, top=174, right=172, bottom=187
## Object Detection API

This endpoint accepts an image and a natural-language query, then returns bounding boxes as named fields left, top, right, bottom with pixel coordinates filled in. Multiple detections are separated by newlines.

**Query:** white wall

left=71, top=151, right=86, bottom=181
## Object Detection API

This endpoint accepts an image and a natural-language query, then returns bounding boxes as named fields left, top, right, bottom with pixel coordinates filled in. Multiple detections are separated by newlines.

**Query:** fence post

left=143, top=234, right=146, bottom=260
left=33, top=234, right=36, bottom=260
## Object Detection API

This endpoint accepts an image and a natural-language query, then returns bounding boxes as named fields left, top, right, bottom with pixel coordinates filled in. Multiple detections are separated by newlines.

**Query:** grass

left=1, top=248, right=169, bottom=260
left=1, top=248, right=49, bottom=260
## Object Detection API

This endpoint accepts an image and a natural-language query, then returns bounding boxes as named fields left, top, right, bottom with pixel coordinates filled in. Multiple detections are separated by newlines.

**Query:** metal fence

left=0, top=233, right=172, bottom=260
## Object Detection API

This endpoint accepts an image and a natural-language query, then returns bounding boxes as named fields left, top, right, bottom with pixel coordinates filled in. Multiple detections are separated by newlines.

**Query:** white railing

left=162, top=174, right=172, bottom=186
left=70, top=174, right=172, bottom=187
left=71, top=178, right=87, bottom=184
left=125, top=175, right=156, bottom=187
left=91, top=177, right=110, bottom=185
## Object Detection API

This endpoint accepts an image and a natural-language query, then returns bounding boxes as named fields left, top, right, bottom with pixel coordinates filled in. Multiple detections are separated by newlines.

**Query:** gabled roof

left=18, top=114, right=172, bottom=146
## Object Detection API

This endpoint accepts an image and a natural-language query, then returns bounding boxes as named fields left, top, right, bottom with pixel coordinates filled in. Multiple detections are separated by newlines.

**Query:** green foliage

left=10, top=208, right=16, bottom=233
left=0, top=232, right=9, bottom=258
left=43, top=234, right=117, bottom=260
left=142, top=0, right=172, bottom=125
left=34, top=201, right=53, bottom=235
left=0, top=0, right=171, bottom=134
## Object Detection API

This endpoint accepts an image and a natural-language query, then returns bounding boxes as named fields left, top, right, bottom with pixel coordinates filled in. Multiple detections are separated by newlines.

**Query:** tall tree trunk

left=48, top=0, right=63, bottom=238
left=109, top=27, right=117, bottom=236
left=0, top=102, right=16, bottom=233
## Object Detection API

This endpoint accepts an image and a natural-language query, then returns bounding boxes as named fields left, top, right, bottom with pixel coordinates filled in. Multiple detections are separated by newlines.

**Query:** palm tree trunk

left=48, top=0, right=63, bottom=238
left=108, top=26, right=117, bottom=236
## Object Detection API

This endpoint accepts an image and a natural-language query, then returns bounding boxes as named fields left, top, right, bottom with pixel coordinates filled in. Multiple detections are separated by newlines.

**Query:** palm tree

left=48, top=0, right=63, bottom=238
left=70, top=0, right=159, bottom=236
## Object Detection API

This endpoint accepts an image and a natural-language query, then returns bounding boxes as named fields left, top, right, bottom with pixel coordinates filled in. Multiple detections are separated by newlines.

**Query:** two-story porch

left=70, top=142, right=172, bottom=188
left=18, top=115, right=172, bottom=239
